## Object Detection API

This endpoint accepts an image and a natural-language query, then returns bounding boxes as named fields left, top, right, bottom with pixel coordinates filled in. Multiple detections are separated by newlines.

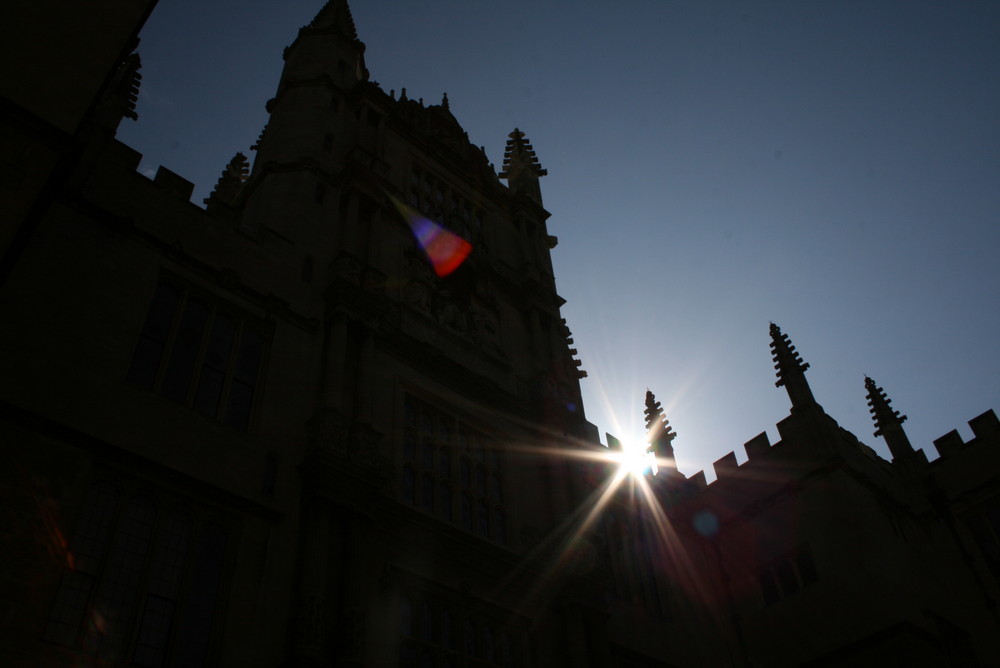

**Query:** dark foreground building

left=2, top=2, right=999, bottom=666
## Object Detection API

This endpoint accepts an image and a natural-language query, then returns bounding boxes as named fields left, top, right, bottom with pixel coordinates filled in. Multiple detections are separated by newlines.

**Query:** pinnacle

left=643, top=389, right=677, bottom=468
left=309, top=0, right=359, bottom=40
left=768, top=323, right=818, bottom=410
left=769, top=323, right=810, bottom=389
left=864, top=376, right=907, bottom=437
left=643, top=390, right=676, bottom=442
left=499, top=128, right=547, bottom=179
left=864, top=375, right=914, bottom=460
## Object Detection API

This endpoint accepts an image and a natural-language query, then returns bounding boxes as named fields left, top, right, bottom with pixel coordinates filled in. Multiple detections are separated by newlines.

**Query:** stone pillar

left=292, top=498, right=335, bottom=665
left=319, top=311, right=349, bottom=410
left=335, top=511, right=374, bottom=667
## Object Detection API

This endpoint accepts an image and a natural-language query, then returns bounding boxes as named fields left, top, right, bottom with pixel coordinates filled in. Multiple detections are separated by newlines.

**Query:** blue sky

left=119, top=0, right=1000, bottom=479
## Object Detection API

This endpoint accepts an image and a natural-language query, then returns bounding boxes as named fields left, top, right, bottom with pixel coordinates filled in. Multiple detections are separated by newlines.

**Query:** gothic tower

left=224, top=2, right=600, bottom=664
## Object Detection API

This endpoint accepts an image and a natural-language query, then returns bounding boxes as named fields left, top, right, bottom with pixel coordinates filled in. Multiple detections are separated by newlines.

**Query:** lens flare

left=617, top=440, right=658, bottom=478
left=387, top=192, right=471, bottom=277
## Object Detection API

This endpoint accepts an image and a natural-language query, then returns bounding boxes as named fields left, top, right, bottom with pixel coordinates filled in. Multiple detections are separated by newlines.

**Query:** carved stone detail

left=332, top=253, right=362, bottom=286
left=403, top=280, right=430, bottom=312
left=336, top=606, right=366, bottom=664
left=308, top=407, right=350, bottom=454
left=361, top=266, right=386, bottom=295
left=294, top=594, right=328, bottom=660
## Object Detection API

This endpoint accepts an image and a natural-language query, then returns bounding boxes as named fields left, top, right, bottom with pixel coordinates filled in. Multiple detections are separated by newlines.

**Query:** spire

left=644, top=390, right=677, bottom=469
left=309, top=0, right=359, bottom=40
left=499, top=128, right=547, bottom=205
left=441, top=92, right=450, bottom=110
left=865, top=376, right=915, bottom=462
left=285, top=0, right=368, bottom=85
left=769, top=323, right=818, bottom=410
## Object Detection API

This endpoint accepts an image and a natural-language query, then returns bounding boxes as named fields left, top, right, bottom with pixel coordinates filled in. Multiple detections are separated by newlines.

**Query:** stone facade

left=2, top=1, right=999, bottom=666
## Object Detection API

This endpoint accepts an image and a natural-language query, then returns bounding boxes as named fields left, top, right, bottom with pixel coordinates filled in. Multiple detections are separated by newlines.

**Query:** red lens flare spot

left=387, top=192, right=472, bottom=277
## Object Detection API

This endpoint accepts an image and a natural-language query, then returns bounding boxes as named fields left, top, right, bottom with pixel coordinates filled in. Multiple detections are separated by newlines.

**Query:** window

left=968, top=504, right=1000, bottom=582
left=758, top=544, right=818, bottom=605
left=127, top=281, right=267, bottom=431
left=408, top=161, right=483, bottom=232
left=402, top=395, right=507, bottom=544
left=42, top=481, right=228, bottom=666
left=399, top=593, right=519, bottom=668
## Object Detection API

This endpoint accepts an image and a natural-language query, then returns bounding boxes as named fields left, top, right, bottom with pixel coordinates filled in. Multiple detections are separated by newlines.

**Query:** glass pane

left=419, top=603, right=432, bottom=642
left=484, top=626, right=495, bottom=662
left=493, top=509, right=506, bottom=545
left=147, top=511, right=192, bottom=600
left=420, top=474, right=433, bottom=511
left=234, top=328, right=264, bottom=384
left=161, top=298, right=209, bottom=403
left=500, top=634, right=512, bottom=667
left=759, top=570, right=779, bottom=605
left=144, top=284, right=180, bottom=341
left=202, top=314, right=235, bottom=371
left=132, top=595, right=175, bottom=667
left=71, top=482, right=119, bottom=574
left=193, top=368, right=224, bottom=417
left=403, top=467, right=415, bottom=504
left=477, top=501, right=489, bottom=536
left=42, top=570, right=95, bottom=647
left=461, top=494, right=472, bottom=531
left=400, top=596, right=413, bottom=636
left=222, top=380, right=253, bottom=431
left=476, top=467, right=487, bottom=494
left=400, top=643, right=417, bottom=668
left=441, top=610, right=453, bottom=649
left=464, top=620, right=475, bottom=655
left=404, top=429, right=417, bottom=462
left=795, top=549, right=818, bottom=586
left=169, top=523, right=226, bottom=668
left=127, top=337, right=165, bottom=390
left=89, top=495, right=157, bottom=660
left=440, top=484, right=452, bottom=522
left=774, top=559, right=798, bottom=596
left=438, top=417, right=451, bottom=442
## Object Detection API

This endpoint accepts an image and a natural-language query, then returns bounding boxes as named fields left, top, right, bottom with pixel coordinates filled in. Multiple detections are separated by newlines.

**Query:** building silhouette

left=2, top=1, right=999, bottom=666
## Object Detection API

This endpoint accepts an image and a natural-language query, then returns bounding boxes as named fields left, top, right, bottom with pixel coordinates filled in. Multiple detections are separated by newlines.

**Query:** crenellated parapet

left=933, top=409, right=1000, bottom=459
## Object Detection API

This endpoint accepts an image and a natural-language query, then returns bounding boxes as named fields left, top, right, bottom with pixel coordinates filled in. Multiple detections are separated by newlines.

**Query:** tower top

left=769, top=323, right=818, bottom=410
left=309, top=0, right=360, bottom=41
left=499, top=128, right=547, bottom=205
left=864, top=376, right=915, bottom=462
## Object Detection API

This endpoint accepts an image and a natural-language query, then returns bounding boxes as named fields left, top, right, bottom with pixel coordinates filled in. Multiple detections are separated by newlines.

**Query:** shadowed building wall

left=2, top=2, right=999, bottom=667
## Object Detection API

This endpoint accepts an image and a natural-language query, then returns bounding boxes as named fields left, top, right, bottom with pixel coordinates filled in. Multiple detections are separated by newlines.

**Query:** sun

left=616, top=440, right=658, bottom=478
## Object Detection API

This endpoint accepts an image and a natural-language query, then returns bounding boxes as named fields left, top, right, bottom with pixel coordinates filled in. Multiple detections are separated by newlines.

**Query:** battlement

left=933, top=409, right=1000, bottom=458
left=153, top=165, right=195, bottom=201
